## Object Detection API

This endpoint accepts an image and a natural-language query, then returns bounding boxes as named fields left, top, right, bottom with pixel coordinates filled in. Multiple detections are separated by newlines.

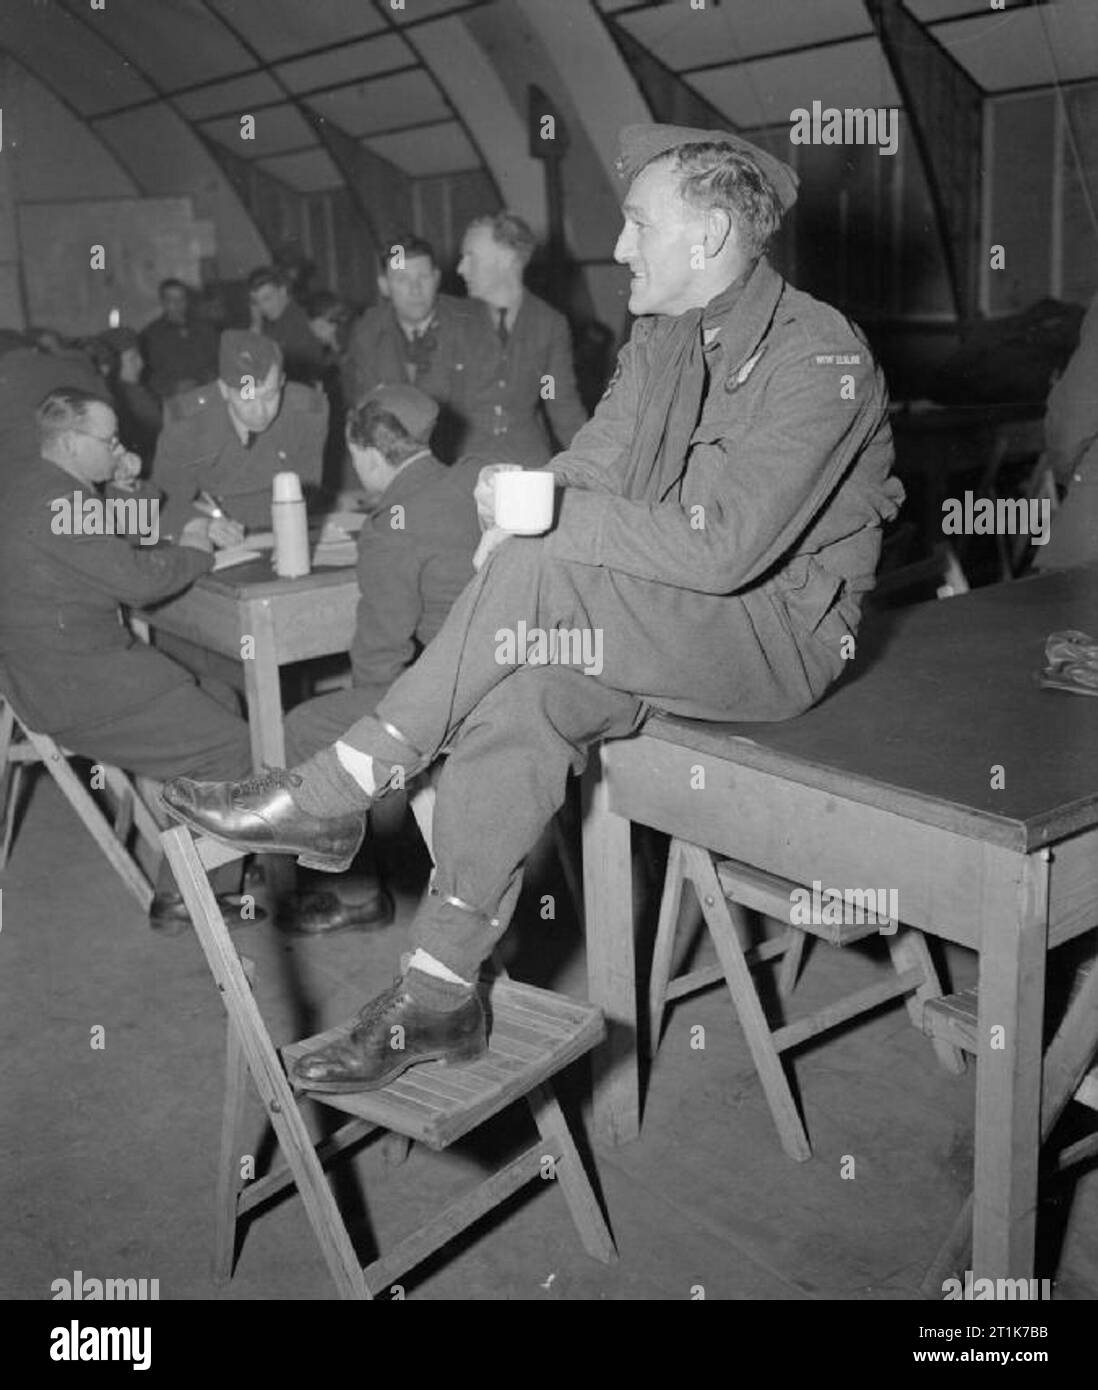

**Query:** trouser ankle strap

left=428, top=882, right=501, bottom=930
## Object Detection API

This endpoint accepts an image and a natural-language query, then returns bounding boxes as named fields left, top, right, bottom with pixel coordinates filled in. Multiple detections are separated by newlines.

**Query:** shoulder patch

left=283, top=381, right=326, bottom=414
left=724, top=346, right=767, bottom=393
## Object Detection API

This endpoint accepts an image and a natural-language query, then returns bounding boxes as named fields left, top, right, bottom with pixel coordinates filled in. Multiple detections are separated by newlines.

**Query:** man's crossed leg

left=162, top=534, right=787, bottom=1087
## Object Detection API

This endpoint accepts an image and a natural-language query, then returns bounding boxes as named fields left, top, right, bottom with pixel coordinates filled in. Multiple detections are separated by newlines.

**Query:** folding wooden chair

left=648, top=841, right=965, bottom=1162
left=920, top=958, right=1098, bottom=1296
left=0, top=694, right=162, bottom=910
left=160, top=824, right=616, bottom=1299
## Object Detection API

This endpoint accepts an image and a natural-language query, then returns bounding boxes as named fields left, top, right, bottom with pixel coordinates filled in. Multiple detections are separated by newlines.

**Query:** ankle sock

left=406, top=947, right=471, bottom=986
left=406, top=965, right=475, bottom=1012
left=292, top=746, right=372, bottom=816
left=336, top=717, right=425, bottom=798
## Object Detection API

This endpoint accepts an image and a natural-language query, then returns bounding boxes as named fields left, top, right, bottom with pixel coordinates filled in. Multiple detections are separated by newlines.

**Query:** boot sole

left=292, top=1036, right=488, bottom=1093
left=166, top=804, right=362, bottom=873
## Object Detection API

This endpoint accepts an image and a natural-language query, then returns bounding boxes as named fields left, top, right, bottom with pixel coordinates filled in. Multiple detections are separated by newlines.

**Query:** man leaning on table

left=0, top=387, right=254, bottom=932
left=150, top=330, right=327, bottom=543
left=148, top=330, right=328, bottom=704
left=281, top=383, right=482, bottom=936
left=164, top=121, right=905, bottom=1092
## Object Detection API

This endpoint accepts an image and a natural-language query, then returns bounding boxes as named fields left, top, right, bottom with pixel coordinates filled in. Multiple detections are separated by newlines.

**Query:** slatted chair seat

left=160, top=824, right=616, bottom=1300
left=283, top=981, right=604, bottom=1152
left=0, top=694, right=162, bottom=910
left=649, top=839, right=965, bottom=1163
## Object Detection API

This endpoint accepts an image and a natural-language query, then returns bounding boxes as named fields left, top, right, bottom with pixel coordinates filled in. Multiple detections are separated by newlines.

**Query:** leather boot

left=162, top=766, right=366, bottom=871
left=279, top=880, right=394, bottom=935
left=292, top=974, right=486, bottom=1092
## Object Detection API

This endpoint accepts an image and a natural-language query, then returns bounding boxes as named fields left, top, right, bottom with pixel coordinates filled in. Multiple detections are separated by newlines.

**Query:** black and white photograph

left=1, top=0, right=1097, bottom=1338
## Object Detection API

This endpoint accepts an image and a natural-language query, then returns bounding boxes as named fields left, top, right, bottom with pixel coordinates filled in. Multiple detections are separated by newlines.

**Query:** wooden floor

left=3, top=776, right=1097, bottom=1301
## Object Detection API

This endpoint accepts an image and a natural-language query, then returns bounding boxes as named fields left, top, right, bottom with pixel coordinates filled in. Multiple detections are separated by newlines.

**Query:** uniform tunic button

left=497, top=379, right=506, bottom=388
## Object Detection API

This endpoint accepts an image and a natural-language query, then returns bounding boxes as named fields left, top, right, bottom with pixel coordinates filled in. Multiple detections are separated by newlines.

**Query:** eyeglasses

left=70, top=429, right=122, bottom=451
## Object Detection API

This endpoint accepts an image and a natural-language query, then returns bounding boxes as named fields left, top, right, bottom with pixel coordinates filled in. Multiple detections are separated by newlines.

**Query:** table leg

left=582, top=752, right=640, bottom=1147
left=971, top=851, right=1049, bottom=1280
left=241, top=600, right=285, bottom=769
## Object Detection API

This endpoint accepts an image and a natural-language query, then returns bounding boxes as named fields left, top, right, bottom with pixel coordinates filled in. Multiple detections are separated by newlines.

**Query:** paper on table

left=212, top=546, right=263, bottom=571
left=311, top=538, right=358, bottom=567
left=244, top=530, right=275, bottom=550
left=322, top=511, right=367, bottom=534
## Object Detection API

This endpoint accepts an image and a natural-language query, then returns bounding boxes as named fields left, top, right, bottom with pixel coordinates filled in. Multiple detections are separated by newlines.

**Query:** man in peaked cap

left=150, top=329, right=328, bottom=542
left=165, top=122, right=903, bottom=1091
left=276, top=382, right=482, bottom=934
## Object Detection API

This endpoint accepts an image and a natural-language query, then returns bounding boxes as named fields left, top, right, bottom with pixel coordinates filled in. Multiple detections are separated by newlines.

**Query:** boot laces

left=233, top=765, right=303, bottom=800
left=355, top=978, right=406, bottom=1030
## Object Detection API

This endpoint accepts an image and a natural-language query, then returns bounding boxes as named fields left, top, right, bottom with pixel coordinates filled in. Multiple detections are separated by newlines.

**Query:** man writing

left=151, top=330, right=327, bottom=541
left=164, top=123, right=903, bottom=1090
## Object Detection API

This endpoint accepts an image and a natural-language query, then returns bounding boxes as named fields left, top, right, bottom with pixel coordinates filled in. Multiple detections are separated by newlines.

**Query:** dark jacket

left=460, top=292, right=588, bottom=467
left=139, top=315, right=219, bottom=400
left=0, top=458, right=213, bottom=734
left=541, top=258, right=903, bottom=719
left=150, top=381, right=328, bottom=536
left=346, top=294, right=478, bottom=462
left=350, top=453, right=481, bottom=712
left=261, top=301, right=327, bottom=385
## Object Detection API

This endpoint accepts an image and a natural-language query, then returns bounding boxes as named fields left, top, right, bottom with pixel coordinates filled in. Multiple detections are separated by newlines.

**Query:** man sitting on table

left=150, top=330, right=327, bottom=544
left=164, top=121, right=904, bottom=1091
left=281, top=383, right=482, bottom=935
left=0, top=388, right=254, bottom=932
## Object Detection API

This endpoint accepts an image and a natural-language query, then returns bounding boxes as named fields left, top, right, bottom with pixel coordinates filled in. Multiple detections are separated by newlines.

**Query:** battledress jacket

left=540, top=257, right=904, bottom=722
left=150, top=381, right=328, bottom=538
left=0, top=459, right=213, bottom=734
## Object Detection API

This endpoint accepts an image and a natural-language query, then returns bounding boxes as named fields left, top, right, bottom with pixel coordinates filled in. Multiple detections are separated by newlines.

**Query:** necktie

left=406, top=323, right=436, bottom=374
left=496, top=307, right=509, bottom=346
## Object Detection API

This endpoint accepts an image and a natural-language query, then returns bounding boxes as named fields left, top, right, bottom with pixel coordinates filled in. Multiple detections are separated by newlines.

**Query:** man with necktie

left=457, top=212, right=588, bottom=468
left=346, top=235, right=478, bottom=464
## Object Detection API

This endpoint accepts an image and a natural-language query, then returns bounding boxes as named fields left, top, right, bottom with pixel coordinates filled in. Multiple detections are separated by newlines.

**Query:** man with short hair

left=457, top=211, right=588, bottom=466
left=346, top=235, right=479, bottom=463
left=166, top=123, right=903, bottom=1091
left=150, top=330, right=327, bottom=541
left=0, top=388, right=253, bottom=931
left=249, top=266, right=327, bottom=386
left=140, top=278, right=219, bottom=401
left=280, top=382, right=482, bottom=934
